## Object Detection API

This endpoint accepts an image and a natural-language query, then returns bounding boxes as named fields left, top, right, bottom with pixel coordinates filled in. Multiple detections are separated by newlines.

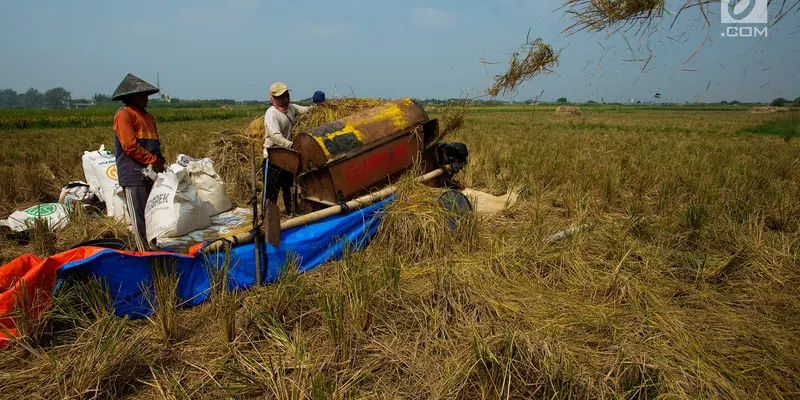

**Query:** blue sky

left=0, top=0, right=797, bottom=103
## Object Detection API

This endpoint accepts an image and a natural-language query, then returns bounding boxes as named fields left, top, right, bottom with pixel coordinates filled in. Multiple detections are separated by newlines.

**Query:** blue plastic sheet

left=57, top=198, right=388, bottom=318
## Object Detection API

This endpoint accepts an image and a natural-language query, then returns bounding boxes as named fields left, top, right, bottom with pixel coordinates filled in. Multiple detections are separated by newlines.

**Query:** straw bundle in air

left=245, top=98, right=385, bottom=141
left=426, top=106, right=467, bottom=146
left=440, top=106, right=466, bottom=136
left=488, top=38, right=559, bottom=97
left=561, top=0, right=665, bottom=33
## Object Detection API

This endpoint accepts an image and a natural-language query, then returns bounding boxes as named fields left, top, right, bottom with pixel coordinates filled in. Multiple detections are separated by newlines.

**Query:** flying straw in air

left=488, top=36, right=560, bottom=97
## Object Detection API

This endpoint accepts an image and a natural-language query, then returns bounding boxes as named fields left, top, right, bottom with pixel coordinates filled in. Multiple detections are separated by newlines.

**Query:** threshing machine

left=270, top=98, right=468, bottom=208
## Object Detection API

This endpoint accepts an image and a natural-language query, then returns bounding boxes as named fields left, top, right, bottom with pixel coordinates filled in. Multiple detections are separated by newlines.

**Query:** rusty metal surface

left=294, top=98, right=428, bottom=170
left=293, top=98, right=448, bottom=204
left=262, top=199, right=280, bottom=247
left=300, top=133, right=422, bottom=203
left=293, top=135, right=328, bottom=173
left=299, top=168, right=337, bottom=203
left=266, top=147, right=301, bottom=174
left=300, top=139, right=448, bottom=204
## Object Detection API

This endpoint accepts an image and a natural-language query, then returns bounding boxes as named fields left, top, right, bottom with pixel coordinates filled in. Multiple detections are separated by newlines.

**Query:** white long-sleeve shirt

left=263, top=104, right=311, bottom=158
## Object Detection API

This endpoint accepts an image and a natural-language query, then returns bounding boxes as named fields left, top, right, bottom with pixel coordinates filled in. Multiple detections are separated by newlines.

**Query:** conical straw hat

left=111, top=73, right=160, bottom=101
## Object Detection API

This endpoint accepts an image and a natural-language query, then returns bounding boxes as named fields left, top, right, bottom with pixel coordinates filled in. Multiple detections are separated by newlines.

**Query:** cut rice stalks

left=245, top=98, right=385, bottom=141
left=488, top=37, right=560, bottom=97
left=561, top=0, right=665, bottom=34
left=208, top=130, right=259, bottom=205
left=373, top=167, right=477, bottom=262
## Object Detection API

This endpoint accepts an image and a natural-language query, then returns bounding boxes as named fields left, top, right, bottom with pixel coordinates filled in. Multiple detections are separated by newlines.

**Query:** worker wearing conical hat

left=263, top=82, right=312, bottom=215
left=111, top=73, right=165, bottom=252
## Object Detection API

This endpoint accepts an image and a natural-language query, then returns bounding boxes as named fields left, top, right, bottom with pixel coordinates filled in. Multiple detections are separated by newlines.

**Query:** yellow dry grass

left=207, top=130, right=260, bottom=205
left=374, top=166, right=476, bottom=261
left=1, top=106, right=799, bottom=398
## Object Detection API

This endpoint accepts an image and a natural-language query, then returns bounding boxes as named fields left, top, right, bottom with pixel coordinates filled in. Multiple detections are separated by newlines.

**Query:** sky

left=0, top=0, right=798, bottom=103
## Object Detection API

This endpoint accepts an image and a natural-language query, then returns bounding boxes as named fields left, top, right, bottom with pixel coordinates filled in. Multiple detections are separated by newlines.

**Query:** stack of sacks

left=144, top=155, right=233, bottom=246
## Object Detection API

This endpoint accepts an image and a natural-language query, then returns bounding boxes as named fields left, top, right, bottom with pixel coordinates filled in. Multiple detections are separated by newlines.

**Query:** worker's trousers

left=263, top=160, right=294, bottom=215
left=124, top=185, right=152, bottom=252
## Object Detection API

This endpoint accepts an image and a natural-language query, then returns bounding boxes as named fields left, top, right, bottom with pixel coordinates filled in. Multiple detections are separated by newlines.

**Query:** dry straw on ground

left=2, top=107, right=800, bottom=398
left=246, top=98, right=385, bottom=141
left=373, top=167, right=477, bottom=262
left=556, top=106, right=583, bottom=115
left=207, top=130, right=259, bottom=205
left=488, top=37, right=559, bottom=97
left=0, top=203, right=133, bottom=261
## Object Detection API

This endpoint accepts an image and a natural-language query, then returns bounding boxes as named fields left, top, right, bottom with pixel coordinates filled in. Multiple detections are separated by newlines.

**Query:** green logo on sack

left=24, top=204, right=57, bottom=217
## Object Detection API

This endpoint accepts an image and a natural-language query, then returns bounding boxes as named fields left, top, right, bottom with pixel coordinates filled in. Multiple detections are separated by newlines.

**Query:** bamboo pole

left=250, top=141, right=262, bottom=285
left=281, top=167, right=444, bottom=230
left=202, top=167, right=447, bottom=253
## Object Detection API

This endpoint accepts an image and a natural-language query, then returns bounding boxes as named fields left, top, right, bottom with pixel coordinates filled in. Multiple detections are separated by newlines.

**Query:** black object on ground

left=70, top=238, right=127, bottom=250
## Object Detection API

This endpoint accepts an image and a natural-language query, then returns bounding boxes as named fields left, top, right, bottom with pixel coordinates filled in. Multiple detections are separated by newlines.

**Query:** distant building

left=70, top=100, right=95, bottom=109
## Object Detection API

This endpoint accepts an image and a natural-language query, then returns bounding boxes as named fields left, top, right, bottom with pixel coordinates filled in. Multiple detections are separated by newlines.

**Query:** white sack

left=145, top=169, right=211, bottom=244
left=0, top=203, right=69, bottom=232
left=185, top=158, right=233, bottom=216
left=111, top=187, right=128, bottom=223
left=461, top=188, right=520, bottom=218
left=81, top=145, right=113, bottom=203
left=175, top=154, right=197, bottom=167
left=82, top=145, right=127, bottom=220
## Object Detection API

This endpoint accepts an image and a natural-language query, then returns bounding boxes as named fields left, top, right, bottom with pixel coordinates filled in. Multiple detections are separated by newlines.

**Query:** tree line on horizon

left=1, top=86, right=797, bottom=110
left=0, top=87, right=270, bottom=110
left=0, top=87, right=73, bottom=109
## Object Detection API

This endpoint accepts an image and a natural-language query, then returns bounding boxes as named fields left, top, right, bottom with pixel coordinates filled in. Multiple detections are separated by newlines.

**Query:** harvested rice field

left=1, top=105, right=799, bottom=399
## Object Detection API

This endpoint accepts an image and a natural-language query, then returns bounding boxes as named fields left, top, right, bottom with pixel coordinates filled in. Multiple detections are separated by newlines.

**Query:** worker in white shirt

left=263, top=82, right=311, bottom=215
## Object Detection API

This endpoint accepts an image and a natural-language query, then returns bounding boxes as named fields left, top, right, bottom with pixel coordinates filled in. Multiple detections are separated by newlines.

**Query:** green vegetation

left=0, top=106, right=264, bottom=130
left=1, top=106, right=799, bottom=398
left=738, top=118, right=799, bottom=139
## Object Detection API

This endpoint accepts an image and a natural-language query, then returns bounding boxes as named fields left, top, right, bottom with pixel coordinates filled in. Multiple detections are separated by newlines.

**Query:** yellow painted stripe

left=313, top=100, right=417, bottom=158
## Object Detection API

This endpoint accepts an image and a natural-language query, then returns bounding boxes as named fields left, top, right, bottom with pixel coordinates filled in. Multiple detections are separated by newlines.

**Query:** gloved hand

left=153, top=158, right=166, bottom=173
left=141, top=165, right=158, bottom=180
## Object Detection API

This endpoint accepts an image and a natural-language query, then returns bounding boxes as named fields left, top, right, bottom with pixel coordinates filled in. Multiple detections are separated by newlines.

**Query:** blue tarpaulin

left=57, top=199, right=389, bottom=318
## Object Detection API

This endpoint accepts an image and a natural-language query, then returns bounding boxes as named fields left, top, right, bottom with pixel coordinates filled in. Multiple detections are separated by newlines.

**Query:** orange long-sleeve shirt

left=112, top=106, right=163, bottom=186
